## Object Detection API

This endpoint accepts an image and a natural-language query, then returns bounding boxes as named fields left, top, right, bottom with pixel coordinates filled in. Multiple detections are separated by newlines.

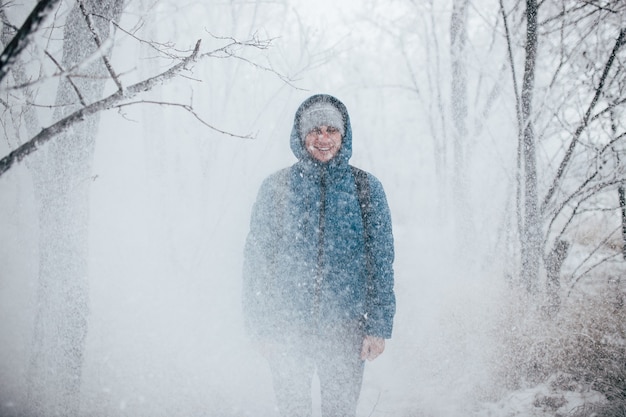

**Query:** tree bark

left=519, top=0, right=541, bottom=293
left=543, top=239, right=568, bottom=317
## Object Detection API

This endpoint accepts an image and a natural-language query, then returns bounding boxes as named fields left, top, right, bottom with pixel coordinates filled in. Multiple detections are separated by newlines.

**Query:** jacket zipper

left=314, top=167, right=326, bottom=321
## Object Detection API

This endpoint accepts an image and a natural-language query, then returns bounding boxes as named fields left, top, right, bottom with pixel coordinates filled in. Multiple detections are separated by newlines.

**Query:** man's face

left=304, top=125, right=342, bottom=163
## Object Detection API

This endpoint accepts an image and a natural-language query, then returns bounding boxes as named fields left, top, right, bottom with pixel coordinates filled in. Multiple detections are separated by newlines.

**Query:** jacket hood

left=290, top=94, right=353, bottom=165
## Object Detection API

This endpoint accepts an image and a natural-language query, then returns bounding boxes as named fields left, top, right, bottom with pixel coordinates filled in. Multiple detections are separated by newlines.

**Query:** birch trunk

left=26, top=1, right=123, bottom=415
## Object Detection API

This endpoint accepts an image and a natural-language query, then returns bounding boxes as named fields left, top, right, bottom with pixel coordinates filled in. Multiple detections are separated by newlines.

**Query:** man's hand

left=360, top=335, right=385, bottom=361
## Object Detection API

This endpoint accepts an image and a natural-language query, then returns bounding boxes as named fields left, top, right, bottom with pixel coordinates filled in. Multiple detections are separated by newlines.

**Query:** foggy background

left=3, top=0, right=620, bottom=416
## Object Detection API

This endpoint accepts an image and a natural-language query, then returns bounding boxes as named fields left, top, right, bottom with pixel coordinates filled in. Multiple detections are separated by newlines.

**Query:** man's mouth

left=309, top=145, right=333, bottom=152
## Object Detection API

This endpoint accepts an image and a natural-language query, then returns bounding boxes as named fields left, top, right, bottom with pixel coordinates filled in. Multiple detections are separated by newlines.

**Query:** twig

left=107, top=19, right=184, bottom=59
left=114, top=100, right=254, bottom=139
left=44, top=51, right=86, bottom=106
left=568, top=245, right=622, bottom=298
left=224, top=54, right=303, bottom=90
left=201, top=32, right=302, bottom=90
left=545, top=179, right=623, bottom=252
left=544, top=132, right=626, bottom=242
left=569, top=225, right=621, bottom=281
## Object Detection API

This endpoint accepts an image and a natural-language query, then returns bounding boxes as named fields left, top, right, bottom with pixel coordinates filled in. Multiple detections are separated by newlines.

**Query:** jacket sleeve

left=364, top=174, right=396, bottom=339
left=242, top=172, right=283, bottom=340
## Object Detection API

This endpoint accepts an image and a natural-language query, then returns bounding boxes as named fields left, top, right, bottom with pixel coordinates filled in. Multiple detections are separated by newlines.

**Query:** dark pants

left=267, top=322, right=365, bottom=417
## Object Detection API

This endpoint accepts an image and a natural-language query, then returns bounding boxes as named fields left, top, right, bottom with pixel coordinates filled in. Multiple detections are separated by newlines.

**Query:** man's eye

left=327, top=127, right=337, bottom=133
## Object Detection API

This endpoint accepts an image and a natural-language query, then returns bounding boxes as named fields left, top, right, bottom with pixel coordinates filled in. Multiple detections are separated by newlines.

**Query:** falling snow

left=1, top=0, right=626, bottom=416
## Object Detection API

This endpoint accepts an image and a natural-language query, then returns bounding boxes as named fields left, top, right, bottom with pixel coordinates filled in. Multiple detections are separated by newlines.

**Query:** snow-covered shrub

left=490, top=278, right=626, bottom=414
left=555, top=294, right=626, bottom=415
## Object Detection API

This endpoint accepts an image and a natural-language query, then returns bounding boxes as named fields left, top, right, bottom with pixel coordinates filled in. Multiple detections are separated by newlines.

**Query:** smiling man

left=242, top=94, right=396, bottom=417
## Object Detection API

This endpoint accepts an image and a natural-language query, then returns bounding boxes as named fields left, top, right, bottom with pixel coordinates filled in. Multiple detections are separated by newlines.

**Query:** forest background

left=1, top=0, right=625, bottom=416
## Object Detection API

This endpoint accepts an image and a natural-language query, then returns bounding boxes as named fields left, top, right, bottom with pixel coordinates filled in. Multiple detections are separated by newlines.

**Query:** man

left=243, top=94, right=395, bottom=417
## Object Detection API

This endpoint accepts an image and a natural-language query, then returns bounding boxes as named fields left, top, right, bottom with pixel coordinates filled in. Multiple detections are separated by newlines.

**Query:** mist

left=2, top=0, right=623, bottom=416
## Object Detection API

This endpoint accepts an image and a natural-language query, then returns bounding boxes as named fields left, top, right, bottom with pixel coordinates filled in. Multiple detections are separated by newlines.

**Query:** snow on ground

left=475, top=377, right=606, bottom=417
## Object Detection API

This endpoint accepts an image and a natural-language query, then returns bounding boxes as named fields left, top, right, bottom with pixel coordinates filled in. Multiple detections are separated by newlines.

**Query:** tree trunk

left=519, top=0, right=540, bottom=293
left=26, top=1, right=123, bottom=415
left=543, top=239, right=568, bottom=317
left=450, top=0, right=472, bottom=254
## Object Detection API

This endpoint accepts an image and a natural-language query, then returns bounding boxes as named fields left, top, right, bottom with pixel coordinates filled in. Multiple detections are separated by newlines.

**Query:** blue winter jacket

left=243, top=94, right=396, bottom=339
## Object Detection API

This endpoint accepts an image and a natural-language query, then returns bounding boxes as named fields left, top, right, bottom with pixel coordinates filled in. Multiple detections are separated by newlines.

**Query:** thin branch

left=590, top=97, right=626, bottom=124
left=44, top=51, right=86, bottom=106
left=219, top=53, right=303, bottom=90
left=0, top=0, right=62, bottom=84
left=545, top=178, right=623, bottom=251
left=0, top=4, right=19, bottom=36
left=541, top=28, right=626, bottom=215
left=579, top=0, right=619, bottom=14
left=77, top=0, right=122, bottom=91
left=399, top=39, right=422, bottom=101
left=201, top=31, right=303, bottom=90
left=114, top=100, right=254, bottom=139
left=567, top=235, right=622, bottom=297
left=0, top=40, right=202, bottom=178
left=540, top=2, right=594, bottom=26
left=107, top=19, right=184, bottom=59
left=544, top=132, right=626, bottom=238
left=206, top=31, right=273, bottom=51
left=544, top=172, right=597, bottom=241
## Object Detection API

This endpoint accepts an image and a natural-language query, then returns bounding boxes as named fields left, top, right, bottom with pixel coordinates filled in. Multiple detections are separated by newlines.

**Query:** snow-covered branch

left=0, top=24, right=287, bottom=178
left=0, top=0, right=61, bottom=84
left=0, top=40, right=202, bottom=178
left=541, top=27, right=626, bottom=215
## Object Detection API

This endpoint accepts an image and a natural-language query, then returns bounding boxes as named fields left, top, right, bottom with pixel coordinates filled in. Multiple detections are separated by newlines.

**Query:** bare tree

left=371, top=0, right=626, bottom=300
left=24, top=2, right=124, bottom=415
left=498, top=0, right=626, bottom=301
left=0, top=0, right=284, bottom=414
left=536, top=2, right=626, bottom=304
